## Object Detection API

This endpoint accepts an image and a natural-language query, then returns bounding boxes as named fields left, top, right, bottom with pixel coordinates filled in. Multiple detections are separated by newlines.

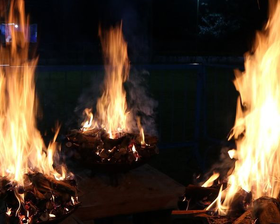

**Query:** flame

left=81, top=23, right=130, bottom=138
left=228, top=149, right=237, bottom=159
left=0, top=0, right=65, bottom=185
left=206, top=185, right=224, bottom=212
left=6, top=208, right=12, bottom=216
left=212, top=1, right=280, bottom=214
left=81, top=108, right=94, bottom=131
left=132, top=145, right=139, bottom=161
left=201, top=172, right=220, bottom=188
left=137, top=116, right=145, bottom=145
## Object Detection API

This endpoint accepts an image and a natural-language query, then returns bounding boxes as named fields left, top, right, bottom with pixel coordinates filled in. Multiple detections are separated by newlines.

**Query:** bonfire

left=65, top=24, right=157, bottom=171
left=0, top=1, right=79, bottom=223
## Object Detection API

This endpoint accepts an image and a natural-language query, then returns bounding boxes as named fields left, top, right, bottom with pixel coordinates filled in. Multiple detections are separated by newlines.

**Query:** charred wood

left=253, top=197, right=280, bottom=224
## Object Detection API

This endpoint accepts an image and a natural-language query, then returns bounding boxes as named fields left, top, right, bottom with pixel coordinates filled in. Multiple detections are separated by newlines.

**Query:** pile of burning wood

left=177, top=182, right=280, bottom=223
left=65, top=129, right=158, bottom=169
left=0, top=1, right=80, bottom=223
left=174, top=1, right=280, bottom=223
left=64, top=24, right=158, bottom=171
left=2, top=173, right=79, bottom=224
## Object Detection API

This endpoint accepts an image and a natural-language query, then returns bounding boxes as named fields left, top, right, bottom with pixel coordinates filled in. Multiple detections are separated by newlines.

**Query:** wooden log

left=232, top=209, right=253, bottom=224
left=228, top=189, right=252, bottom=216
left=253, top=197, right=280, bottom=224
left=184, top=185, right=219, bottom=199
left=172, top=210, right=208, bottom=215
left=181, top=184, right=220, bottom=210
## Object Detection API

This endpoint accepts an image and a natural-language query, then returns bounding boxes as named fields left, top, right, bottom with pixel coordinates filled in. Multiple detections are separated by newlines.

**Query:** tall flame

left=0, top=0, right=64, bottom=185
left=213, top=1, right=280, bottom=214
left=81, top=24, right=137, bottom=139
left=96, top=24, right=130, bottom=138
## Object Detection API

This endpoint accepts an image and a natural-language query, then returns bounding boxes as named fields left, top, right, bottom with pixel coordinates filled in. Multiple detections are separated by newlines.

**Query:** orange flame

left=81, top=108, right=95, bottom=131
left=211, top=1, right=280, bottom=214
left=132, top=144, right=139, bottom=161
left=0, top=0, right=65, bottom=185
left=81, top=23, right=133, bottom=138
left=201, top=172, right=220, bottom=188
left=96, top=23, right=129, bottom=138
left=137, top=116, right=145, bottom=145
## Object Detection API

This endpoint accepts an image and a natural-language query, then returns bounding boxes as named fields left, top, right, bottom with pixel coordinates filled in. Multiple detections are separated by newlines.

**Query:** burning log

left=1, top=172, right=79, bottom=224
left=253, top=197, right=280, bottom=224
left=0, top=0, right=80, bottom=223
left=67, top=24, right=158, bottom=173
left=64, top=129, right=158, bottom=173
left=178, top=185, right=220, bottom=210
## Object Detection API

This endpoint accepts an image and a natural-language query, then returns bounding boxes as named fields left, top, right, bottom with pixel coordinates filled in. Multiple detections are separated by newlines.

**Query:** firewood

left=178, top=185, right=220, bottom=211
left=1, top=172, right=79, bottom=223
left=64, top=129, right=158, bottom=172
left=39, top=212, right=49, bottom=222
left=228, top=189, right=252, bottom=216
left=184, top=184, right=219, bottom=201
left=232, top=209, right=253, bottom=224
left=253, top=197, right=280, bottom=224
left=172, top=210, right=208, bottom=215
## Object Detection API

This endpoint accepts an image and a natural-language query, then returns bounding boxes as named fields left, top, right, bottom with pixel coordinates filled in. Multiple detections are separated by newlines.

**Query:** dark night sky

left=20, top=0, right=270, bottom=63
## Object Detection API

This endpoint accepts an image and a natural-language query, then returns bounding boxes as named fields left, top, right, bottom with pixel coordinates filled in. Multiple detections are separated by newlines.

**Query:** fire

left=81, top=24, right=129, bottom=138
left=0, top=0, right=64, bottom=185
left=81, top=23, right=146, bottom=141
left=227, top=149, right=237, bottom=160
left=210, top=1, right=280, bottom=215
left=96, top=23, right=130, bottom=139
left=81, top=108, right=95, bottom=131
left=137, top=116, right=145, bottom=145
left=132, top=145, right=139, bottom=161
left=201, top=172, right=219, bottom=188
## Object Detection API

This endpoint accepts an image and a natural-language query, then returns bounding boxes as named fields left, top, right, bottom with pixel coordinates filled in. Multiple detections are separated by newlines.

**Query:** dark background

left=14, top=0, right=270, bottom=64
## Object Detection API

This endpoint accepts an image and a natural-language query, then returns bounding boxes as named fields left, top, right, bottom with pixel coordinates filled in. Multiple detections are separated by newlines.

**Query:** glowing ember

left=6, top=208, right=12, bottom=216
left=132, top=144, right=139, bottom=161
left=208, top=1, right=280, bottom=215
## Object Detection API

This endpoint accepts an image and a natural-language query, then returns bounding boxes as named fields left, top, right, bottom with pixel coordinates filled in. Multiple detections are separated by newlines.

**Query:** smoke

left=71, top=72, right=104, bottom=128
left=199, top=142, right=236, bottom=185
left=125, top=68, right=158, bottom=136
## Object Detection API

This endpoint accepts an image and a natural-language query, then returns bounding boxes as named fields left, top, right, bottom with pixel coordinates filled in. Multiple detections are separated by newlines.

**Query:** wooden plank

left=172, top=210, right=208, bottom=215
left=71, top=164, right=185, bottom=221
left=232, top=209, right=253, bottom=224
